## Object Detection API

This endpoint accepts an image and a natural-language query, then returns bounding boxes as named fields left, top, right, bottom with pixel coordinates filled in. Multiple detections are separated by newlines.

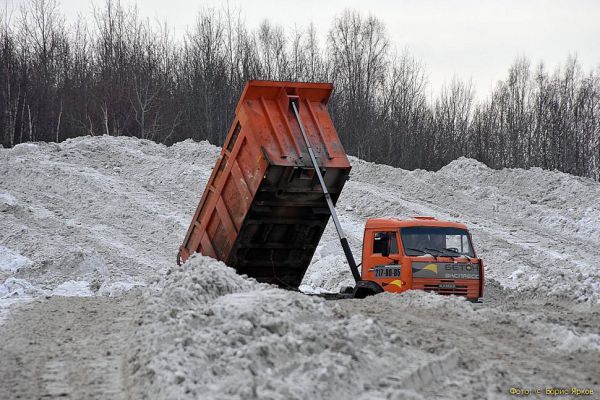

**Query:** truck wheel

left=352, top=281, right=384, bottom=299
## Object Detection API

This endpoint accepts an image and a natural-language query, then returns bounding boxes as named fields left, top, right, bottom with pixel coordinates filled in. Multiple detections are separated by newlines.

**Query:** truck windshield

left=401, top=227, right=475, bottom=257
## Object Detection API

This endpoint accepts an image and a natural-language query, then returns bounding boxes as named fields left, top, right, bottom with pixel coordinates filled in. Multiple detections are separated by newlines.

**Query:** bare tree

left=328, top=10, right=389, bottom=159
left=0, top=3, right=598, bottom=181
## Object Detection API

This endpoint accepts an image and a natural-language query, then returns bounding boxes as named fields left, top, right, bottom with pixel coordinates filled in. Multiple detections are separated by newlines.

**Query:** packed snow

left=0, top=245, right=33, bottom=272
left=3, top=136, right=599, bottom=304
left=0, top=136, right=216, bottom=310
left=128, top=255, right=443, bottom=399
left=1, top=135, right=599, bottom=399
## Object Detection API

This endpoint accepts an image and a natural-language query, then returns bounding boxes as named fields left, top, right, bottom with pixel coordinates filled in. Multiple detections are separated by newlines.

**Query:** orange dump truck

left=355, top=217, right=484, bottom=300
left=178, top=81, right=351, bottom=288
left=179, top=80, right=484, bottom=300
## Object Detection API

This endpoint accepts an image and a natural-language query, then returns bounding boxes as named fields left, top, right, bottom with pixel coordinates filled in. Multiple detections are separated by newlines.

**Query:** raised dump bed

left=178, top=80, right=351, bottom=288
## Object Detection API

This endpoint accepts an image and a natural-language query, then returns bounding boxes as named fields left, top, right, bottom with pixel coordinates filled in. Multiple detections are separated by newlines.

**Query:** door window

left=373, top=231, right=399, bottom=255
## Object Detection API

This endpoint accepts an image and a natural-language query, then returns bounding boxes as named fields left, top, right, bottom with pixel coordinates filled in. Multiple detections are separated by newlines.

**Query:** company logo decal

left=423, top=263, right=438, bottom=274
left=412, top=262, right=480, bottom=279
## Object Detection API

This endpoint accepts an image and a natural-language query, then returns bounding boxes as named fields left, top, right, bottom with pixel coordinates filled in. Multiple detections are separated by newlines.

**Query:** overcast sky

left=7, top=0, right=600, bottom=99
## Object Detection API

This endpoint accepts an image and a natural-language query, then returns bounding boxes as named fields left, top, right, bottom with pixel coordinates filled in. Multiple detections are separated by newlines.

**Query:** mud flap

left=353, top=280, right=384, bottom=299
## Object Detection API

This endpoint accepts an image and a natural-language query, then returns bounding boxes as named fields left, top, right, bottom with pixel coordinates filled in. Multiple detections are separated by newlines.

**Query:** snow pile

left=1, top=136, right=599, bottom=398
left=2, top=135, right=600, bottom=307
left=0, top=136, right=219, bottom=324
left=0, top=278, right=41, bottom=300
left=98, top=280, right=145, bottom=297
left=0, top=136, right=219, bottom=289
left=0, top=245, right=33, bottom=272
left=3, top=135, right=600, bottom=309
left=0, top=136, right=221, bottom=320
left=51, top=280, right=94, bottom=297
left=127, top=254, right=440, bottom=400
left=0, top=277, right=95, bottom=309
left=0, top=278, right=42, bottom=323
left=370, top=288, right=600, bottom=353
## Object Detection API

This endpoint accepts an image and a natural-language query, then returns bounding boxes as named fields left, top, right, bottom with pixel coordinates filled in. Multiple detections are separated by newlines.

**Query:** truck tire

left=353, top=281, right=384, bottom=299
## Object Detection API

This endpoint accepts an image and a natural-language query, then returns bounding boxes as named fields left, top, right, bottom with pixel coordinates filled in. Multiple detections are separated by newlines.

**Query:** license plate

left=439, top=283, right=456, bottom=289
left=374, top=266, right=401, bottom=278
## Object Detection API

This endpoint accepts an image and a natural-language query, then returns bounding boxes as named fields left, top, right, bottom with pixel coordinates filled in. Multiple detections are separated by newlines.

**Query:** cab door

left=364, top=230, right=405, bottom=293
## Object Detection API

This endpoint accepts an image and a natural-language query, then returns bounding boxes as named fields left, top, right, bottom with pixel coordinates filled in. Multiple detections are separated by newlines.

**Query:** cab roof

left=365, top=217, right=469, bottom=230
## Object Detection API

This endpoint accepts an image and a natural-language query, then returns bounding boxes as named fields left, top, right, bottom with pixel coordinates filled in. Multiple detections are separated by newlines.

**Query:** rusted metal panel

left=179, top=80, right=351, bottom=288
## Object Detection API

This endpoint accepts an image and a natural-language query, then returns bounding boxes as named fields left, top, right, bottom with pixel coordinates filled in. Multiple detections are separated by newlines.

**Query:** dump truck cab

left=360, top=217, right=484, bottom=300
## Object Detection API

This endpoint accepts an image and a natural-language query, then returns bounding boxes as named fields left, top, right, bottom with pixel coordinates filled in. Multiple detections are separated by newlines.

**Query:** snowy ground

left=1, top=136, right=598, bottom=399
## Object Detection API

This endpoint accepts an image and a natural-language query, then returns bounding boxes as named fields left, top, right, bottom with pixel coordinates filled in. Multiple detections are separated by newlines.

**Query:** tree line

left=1, top=0, right=599, bottom=180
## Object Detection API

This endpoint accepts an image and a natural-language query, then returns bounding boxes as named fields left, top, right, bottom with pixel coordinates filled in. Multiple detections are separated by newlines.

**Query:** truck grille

left=423, top=283, right=468, bottom=296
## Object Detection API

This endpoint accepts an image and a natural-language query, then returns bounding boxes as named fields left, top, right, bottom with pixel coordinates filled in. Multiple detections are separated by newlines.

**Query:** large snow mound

left=127, top=254, right=446, bottom=399
left=0, top=136, right=219, bottom=305
left=2, top=135, right=599, bottom=398
left=1, top=135, right=599, bottom=307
